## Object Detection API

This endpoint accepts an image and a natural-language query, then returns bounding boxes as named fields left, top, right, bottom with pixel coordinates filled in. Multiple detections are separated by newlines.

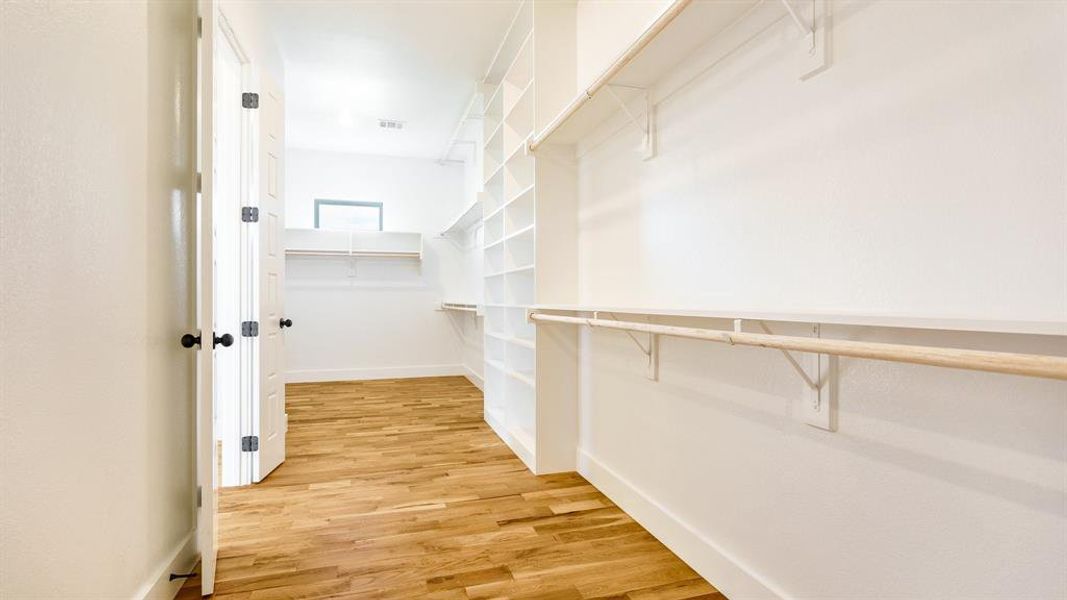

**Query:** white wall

left=284, top=148, right=473, bottom=381
left=457, top=223, right=485, bottom=388
left=459, top=116, right=486, bottom=387
left=573, top=1, right=1066, bottom=598
left=1, top=1, right=199, bottom=596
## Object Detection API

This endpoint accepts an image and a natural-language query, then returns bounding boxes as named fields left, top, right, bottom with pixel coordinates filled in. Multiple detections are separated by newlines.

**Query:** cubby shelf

left=504, top=79, right=534, bottom=123
left=484, top=223, right=535, bottom=251
left=502, top=30, right=534, bottom=91
left=484, top=184, right=534, bottom=224
left=487, top=331, right=536, bottom=349
left=485, top=264, right=534, bottom=279
left=485, top=358, right=536, bottom=388
left=502, top=138, right=528, bottom=167
left=483, top=160, right=506, bottom=188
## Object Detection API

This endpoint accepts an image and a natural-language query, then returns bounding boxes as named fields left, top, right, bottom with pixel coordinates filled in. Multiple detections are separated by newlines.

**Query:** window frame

left=313, top=199, right=384, bottom=231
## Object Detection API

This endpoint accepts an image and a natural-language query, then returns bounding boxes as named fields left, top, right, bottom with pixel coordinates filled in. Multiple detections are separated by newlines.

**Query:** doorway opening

left=214, top=12, right=254, bottom=488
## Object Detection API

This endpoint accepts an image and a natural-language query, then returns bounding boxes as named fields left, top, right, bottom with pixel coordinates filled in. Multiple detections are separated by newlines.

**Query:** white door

left=196, top=0, right=219, bottom=593
left=254, top=72, right=287, bottom=482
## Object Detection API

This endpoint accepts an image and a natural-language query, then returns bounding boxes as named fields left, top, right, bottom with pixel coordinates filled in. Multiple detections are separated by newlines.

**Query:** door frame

left=216, top=9, right=259, bottom=488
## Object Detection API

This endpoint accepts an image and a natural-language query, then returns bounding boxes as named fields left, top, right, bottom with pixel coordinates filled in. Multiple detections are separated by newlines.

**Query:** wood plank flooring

left=180, top=376, right=721, bottom=599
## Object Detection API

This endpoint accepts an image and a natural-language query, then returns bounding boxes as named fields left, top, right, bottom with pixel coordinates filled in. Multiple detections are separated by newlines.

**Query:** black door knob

left=181, top=333, right=201, bottom=349
left=214, top=333, right=234, bottom=348
left=279, top=318, right=293, bottom=329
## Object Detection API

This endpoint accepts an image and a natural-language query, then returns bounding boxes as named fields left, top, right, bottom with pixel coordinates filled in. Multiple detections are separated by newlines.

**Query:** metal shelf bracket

left=605, top=312, right=659, bottom=380
left=735, top=319, right=837, bottom=431
left=778, top=0, right=815, bottom=50
left=604, top=85, right=655, bottom=161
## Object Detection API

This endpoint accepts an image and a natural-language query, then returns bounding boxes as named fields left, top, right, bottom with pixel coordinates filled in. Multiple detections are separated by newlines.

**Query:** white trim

left=485, top=411, right=535, bottom=472
left=464, top=366, right=484, bottom=390
left=133, top=530, right=198, bottom=600
left=578, top=449, right=787, bottom=600
left=286, top=364, right=466, bottom=383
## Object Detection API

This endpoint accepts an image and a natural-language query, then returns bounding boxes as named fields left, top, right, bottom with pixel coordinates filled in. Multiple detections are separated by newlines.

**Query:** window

left=314, top=199, right=383, bottom=231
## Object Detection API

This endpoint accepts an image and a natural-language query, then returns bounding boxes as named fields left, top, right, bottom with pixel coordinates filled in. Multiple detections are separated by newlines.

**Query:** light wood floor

left=180, top=376, right=721, bottom=599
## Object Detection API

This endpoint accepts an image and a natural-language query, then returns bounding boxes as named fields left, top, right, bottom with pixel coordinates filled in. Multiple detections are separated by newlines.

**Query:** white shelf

left=483, top=160, right=506, bottom=188
left=503, top=138, right=528, bottom=166
left=504, top=79, right=534, bottom=122
left=529, top=0, right=760, bottom=148
left=507, top=223, right=535, bottom=240
left=530, top=304, right=1067, bottom=337
left=482, top=0, right=532, bottom=84
left=486, top=358, right=536, bottom=387
left=487, top=331, right=536, bottom=349
left=485, top=119, right=504, bottom=150
left=503, top=30, right=534, bottom=91
left=441, top=199, right=482, bottom=235
left=484, top=84, right=504, bottom=117
left=484, top=184, right=534, bottom=225
left=286, top=229, right=422, bottom=260
left=441, top=301, right=481, bottom=315
left=509, top=368, right=536, bottom=388
left=485, top=264, right=534, bottom=279
left=506, top=183, right=535, bottom=206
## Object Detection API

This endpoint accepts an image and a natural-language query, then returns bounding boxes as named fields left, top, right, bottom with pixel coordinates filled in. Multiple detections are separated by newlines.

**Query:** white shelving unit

left=480, top=0, right=580, bottom=474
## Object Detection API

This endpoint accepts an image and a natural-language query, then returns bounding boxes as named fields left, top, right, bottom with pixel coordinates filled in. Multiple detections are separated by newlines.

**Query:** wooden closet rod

left=528, top=0, right=693, bottom=152
left=529, top=313, right=1067, bottom=381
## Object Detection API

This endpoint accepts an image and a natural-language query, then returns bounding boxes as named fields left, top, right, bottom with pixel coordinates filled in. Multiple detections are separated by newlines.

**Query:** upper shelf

left=530, top=304, right=1067, bottom=337
left=482, top=0, right=533, bottom=85
left=529, top=0, right=760, bottom=150
left=441, top=301, right=482, bottom=315
left=441, top=199, right=482, bottom=236
left=286, top=228, right=422, bottom=259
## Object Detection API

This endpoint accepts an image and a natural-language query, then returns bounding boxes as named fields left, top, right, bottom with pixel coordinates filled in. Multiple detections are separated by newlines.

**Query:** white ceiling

left=265, top=0, right=520, bottom=161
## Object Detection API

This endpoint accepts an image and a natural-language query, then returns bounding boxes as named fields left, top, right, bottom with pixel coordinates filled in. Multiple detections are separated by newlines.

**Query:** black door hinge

left=241, top=321, right=259, bottom=337
left=242, top=92, right=259, bottom=109
left=241, top=206, right=259, bottom=222
left=241, top=436, right=259, bottom=452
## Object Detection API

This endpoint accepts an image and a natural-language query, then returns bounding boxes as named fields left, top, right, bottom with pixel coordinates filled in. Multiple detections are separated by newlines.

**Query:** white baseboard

left=578, top=449, right=787, bottom=600
left=484, top=410, right=535, bottom=472
left=134, top=529, right=198, bottom=600
left=464, top=366, right=484, bottom=390
left=286, top=364, right=466, bottom=383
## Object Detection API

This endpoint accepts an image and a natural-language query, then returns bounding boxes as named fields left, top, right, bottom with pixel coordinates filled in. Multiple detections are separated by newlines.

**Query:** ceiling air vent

left=378, top=119, right=405, bottom=130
